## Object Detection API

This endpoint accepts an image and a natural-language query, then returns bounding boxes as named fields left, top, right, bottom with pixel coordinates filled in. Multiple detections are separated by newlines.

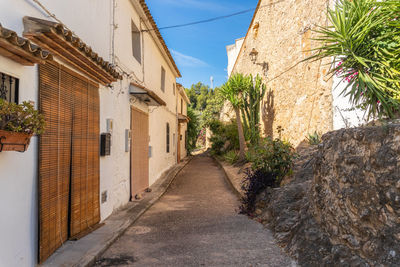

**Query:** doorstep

left=41, top=157, right=192, bottom=267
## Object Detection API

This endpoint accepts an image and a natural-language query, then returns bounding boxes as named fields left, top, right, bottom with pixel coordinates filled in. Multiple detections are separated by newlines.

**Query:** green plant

left=224, top=150, right=239, bottom=164
left=242, top=74, right=266, bottom=145
left=0, top=99, right=45, bottom=135
left=187, top=106, right=200, bottom=152
left=209, top=119, right=239, bottom=155
left=249, top=137, right=295, bottom=184
left=308, top=0, right=400, bottom=119
left=306, top=131, right=322, bottom=145
left=220, top=73, right=252, bottom=161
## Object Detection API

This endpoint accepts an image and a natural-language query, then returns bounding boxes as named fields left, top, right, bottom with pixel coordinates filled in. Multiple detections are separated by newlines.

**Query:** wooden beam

left=0, top=38, right=43, bottom=65
left=45, top=31, right=117, bottom=82
left=0, top=46, right=34, bottom=65
left=30, top=36, right=106, bottom=85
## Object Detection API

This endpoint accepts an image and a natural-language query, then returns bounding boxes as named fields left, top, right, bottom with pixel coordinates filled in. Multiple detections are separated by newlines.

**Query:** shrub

left=306, top=131, right=322, bottom=145
left=224, top=150, right=238, bottom=164
left=239, top=169, right=277, bottom=215
left=249, top=137, right=295, bottom=184
left=209, top=119, right=239, bottom=155
left=0, top=99, right=45, bottom=135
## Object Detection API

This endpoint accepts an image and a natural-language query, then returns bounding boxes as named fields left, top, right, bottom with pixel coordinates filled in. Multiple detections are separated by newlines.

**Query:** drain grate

left=95, top=254, right=137, bottom=266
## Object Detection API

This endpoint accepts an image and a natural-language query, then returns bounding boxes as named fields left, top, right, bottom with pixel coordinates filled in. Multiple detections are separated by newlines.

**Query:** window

left=173, top=83, right=176, bottom=95
left=0, top=72, right=19, bottom=103
left=181, top=99, right=183, bottom=114
left=185, top=130, right=188, bottom=149
left=131, top=20, right=141, bottom=64
left=166, top=123, right=170, bottom=153
left=161, top=66, right=166, bottom=92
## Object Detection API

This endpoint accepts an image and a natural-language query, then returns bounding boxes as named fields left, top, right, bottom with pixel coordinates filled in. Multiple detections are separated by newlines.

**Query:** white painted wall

left=332, top=66, right=368, bottom=130
left=226, top=37, right=244, bottom=77
left=0, top=0, right=181, bottom=265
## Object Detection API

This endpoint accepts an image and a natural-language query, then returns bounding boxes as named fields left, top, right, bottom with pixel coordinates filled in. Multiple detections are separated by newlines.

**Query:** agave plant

left=309, top=0, right=400, bottom=119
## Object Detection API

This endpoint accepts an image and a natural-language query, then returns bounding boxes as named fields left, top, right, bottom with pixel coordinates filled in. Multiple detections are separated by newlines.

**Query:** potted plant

left=0, top=99, right=45, bottom=152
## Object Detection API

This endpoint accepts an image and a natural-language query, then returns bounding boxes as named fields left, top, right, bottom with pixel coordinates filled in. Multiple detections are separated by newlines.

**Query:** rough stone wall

left=312, top=124, right=400, bottom=265
left=232, top=0, right=333, bottom=146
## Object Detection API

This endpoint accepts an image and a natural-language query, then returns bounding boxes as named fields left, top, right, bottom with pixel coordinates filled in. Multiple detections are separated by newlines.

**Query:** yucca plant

left=308, top=0, right=400, bottom=119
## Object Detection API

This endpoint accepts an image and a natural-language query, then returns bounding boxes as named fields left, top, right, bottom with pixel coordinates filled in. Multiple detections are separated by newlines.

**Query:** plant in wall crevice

left=0, top=99, right=45, bottom=152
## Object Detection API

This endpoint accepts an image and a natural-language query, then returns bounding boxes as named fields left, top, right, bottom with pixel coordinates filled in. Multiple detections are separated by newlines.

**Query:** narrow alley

left=96, top=154, right=294, bottom=266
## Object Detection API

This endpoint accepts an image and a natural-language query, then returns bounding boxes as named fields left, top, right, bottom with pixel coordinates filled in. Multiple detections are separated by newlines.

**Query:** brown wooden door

left=38, top=61, right=100, bottom=263
left=177, top=125, right=181, bottom=163
left=131, top=107, right=149, bottom=197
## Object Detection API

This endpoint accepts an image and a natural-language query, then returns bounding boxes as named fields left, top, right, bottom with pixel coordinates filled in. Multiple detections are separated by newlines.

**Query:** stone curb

left=212, top=156, right=244, bottom=199
left=41, top=157, right=193, bottom=267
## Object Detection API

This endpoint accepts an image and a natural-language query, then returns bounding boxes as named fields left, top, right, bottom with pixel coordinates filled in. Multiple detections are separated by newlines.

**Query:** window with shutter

left=166, top=122, right=170, bottom=153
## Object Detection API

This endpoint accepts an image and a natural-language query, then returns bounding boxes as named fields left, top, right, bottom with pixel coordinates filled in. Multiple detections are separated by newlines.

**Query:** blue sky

left=146, top=0, right=259, bottom=89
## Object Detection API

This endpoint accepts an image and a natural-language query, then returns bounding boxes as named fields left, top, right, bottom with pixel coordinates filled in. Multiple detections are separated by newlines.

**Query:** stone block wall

left=312, top=124, right=400, bottom=265
left=232, top=0, right=334, bottom=146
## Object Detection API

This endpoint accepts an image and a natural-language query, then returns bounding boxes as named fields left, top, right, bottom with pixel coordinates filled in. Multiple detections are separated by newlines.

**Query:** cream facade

left=0, top=0, right=186, bottom=265
left=230, top=0, right=366, bottom=147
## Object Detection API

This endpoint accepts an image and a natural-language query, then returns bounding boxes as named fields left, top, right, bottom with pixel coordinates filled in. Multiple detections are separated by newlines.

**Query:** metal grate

left=0, top=72, right=19, bottom=103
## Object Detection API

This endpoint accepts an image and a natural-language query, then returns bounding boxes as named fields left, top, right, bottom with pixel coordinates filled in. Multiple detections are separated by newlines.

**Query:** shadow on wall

left=262, top=89, right=275, bottom=138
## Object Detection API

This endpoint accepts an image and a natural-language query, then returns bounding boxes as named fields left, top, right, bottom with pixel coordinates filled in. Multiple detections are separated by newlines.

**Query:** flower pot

left=0, top=130, right=33, bottom=152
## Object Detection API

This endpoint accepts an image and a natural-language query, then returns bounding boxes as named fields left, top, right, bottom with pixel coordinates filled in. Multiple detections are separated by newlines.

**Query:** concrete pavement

left=96, top=154, right=295, bottom=266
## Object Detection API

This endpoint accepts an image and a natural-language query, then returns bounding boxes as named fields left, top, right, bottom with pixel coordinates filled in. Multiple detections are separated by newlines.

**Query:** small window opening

left=0, top=72, right=19, bottom=103
left=131, top=20, right=141, bottom=64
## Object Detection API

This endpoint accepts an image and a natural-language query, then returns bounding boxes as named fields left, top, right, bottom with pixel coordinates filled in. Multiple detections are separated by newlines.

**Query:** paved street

left=96, top=154, right=294, bottom=266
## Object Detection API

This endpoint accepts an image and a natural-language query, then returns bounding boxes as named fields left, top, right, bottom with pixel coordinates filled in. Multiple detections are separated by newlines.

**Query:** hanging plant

left=0, top=99, right=45, bottom=152
left=308, top=0, right=400, bottom=119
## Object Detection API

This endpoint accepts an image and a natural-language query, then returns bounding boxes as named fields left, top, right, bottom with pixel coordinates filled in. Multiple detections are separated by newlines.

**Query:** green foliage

left=306, top=131, right=322, bottom=145
left=185, top=82, right=212, bottom=111
left=201, top=88, right=224, bottom=127
left=209, top=119, right=239, bottom=155
left=247, top=137, right=295, bottom=183
left=242, top=74, right=266, bottom=145
left=187, top=106, right=200, bottom=152
left=220, top=73, right=251, bottom=108
left=308, top=0, right=400, bottom=119
left=224, top=150, right=239, bottom=164
left=0, top=99, right=46, bottom=135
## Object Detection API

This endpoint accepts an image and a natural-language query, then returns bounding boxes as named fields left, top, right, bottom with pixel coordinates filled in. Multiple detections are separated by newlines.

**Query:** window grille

left=161, top=67, right=165, bottom=92
left=166, top=122, right=170, bottom=153
left=0, top=72, right=19, bottom=103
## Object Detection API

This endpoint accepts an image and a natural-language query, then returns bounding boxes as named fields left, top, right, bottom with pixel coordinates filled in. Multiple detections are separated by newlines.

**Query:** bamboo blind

left=131, top=107, right=149, bottom=197
left=39, top=61, right=100, bottom=263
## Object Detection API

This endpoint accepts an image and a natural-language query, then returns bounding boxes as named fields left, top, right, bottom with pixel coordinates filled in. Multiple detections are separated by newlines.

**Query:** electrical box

left=148, top=146, right=152, bottom=158
left=106, top=119, right=113, bottom=133
left=125, top=129, right=131, bottom=152
left=100, top=133, right=111, bottom=156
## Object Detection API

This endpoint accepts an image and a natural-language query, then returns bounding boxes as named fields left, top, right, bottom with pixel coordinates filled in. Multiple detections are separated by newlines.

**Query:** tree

left=186, top=106, right=200, bottom=152
left=220, top=73, right=252, bottom=161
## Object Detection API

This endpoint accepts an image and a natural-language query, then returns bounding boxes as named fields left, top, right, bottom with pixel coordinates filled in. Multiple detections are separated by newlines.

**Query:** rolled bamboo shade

left=39, top=61, right=100, bottom=263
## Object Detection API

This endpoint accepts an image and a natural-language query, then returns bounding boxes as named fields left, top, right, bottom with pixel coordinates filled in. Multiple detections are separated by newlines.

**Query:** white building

left=226, top=37, right=244, bottom=77
left=0, top=0, right=188, bottom=265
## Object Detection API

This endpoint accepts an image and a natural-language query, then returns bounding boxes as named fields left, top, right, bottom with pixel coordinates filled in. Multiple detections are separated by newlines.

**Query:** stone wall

left=232, top=0, right=334, bottom=146
left=255, top=124, right=400, bottom=266
left=312, top=124, right=400, bottom=265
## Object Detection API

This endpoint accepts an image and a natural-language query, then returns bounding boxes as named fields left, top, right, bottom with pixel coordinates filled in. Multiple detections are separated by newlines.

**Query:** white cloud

left=170, top=49, right=208, bottom=67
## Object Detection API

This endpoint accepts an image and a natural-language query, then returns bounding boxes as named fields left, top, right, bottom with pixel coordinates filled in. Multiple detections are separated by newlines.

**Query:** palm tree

left=220, top=73, right=251, bottom=161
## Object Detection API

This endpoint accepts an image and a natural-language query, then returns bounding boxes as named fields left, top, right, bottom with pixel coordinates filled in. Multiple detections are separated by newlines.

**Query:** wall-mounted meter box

left=100, top=133, right=111, bottom=156
left=106, top=119, right=113, bottom=133
left=125, top=129, right=131, bottom=152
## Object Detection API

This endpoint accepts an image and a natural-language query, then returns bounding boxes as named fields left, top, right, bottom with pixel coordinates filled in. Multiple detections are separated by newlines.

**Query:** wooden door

left=131, top=107, right=149, bottom=197
left=38, top=61, right=100, bottom=262
left=177, top=125, right=181, bottom=163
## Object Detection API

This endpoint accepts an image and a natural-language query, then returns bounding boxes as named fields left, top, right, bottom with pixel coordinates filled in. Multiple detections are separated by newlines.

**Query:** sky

left=146, top=0, right=259, bottom=89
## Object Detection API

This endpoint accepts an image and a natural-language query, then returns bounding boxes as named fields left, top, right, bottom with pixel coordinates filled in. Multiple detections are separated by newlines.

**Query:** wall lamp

left=249, top=48, right=269, bottom=77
